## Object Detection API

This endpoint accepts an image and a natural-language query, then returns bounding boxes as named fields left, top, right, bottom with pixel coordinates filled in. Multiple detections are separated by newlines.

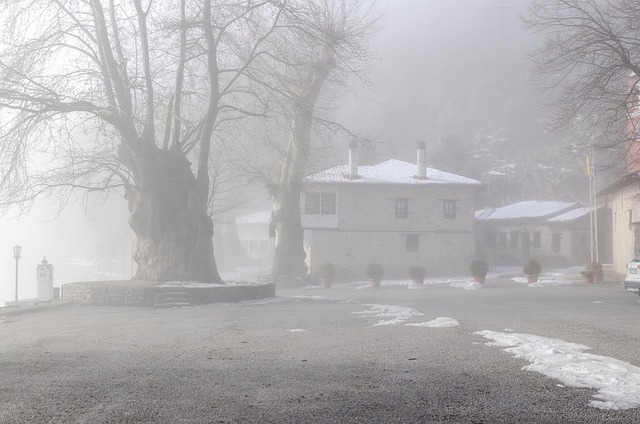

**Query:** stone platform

left=62, top=280, right=276, bottom=307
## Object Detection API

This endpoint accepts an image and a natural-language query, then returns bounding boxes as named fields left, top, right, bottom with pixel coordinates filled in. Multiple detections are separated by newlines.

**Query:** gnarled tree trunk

left=126, top=149, right=222, bottom=283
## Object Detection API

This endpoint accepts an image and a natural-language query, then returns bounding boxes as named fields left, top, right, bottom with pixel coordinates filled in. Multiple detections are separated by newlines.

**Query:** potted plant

left=523, top=258, right=542, bottom=283
left=469, top=260, right=489, bottom=284
left=366, top=263, right=384, bottom=289
left=409, top=265, right=426, bottom=285
left=318, top=263, right=335, bottom=288
left=582, top=262, right=603, bottom=283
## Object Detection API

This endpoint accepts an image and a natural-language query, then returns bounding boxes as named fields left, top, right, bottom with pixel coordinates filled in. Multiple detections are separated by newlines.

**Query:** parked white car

left=624, top=257, right=640, bottom=296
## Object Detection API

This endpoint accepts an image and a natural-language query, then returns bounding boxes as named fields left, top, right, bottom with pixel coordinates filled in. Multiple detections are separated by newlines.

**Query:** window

left=443, top=200, right=456, bottom=219
left=406, top=234, right=419, bottom=251
left=552, top=234, right=561, bottom=252
left=533, top=232, right=541, bottom=248
left=304, top=192, right=336, bottom=215
left=395, top=199, right=408, bottom=218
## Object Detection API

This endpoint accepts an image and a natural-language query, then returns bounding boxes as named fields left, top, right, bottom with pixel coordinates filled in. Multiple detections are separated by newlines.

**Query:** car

left=624, top=257, right=640, bottom=296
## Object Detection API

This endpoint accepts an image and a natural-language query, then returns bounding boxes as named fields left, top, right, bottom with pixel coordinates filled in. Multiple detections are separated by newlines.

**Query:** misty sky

left=340, top=0, right=536, bottom=160
left=0, top=0, right=540, bottom=304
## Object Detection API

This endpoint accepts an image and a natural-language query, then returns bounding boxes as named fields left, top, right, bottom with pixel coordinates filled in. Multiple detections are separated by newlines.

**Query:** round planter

left=473, top=275, right=486, bottom=285
left=526, top=274, right=539, bottom=284
left=595, top=270, right=604, bottom=282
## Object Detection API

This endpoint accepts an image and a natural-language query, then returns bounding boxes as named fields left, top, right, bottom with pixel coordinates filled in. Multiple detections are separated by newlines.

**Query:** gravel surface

left=2, top=280, right=640, bottom=423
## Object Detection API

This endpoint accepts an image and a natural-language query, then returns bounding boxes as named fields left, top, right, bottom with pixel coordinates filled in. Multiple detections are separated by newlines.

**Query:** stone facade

left=475, top=202, right=610, bottom=268
left=303, top=181, right=478, bottom=278
left=601, top=177, right=640, bottom=273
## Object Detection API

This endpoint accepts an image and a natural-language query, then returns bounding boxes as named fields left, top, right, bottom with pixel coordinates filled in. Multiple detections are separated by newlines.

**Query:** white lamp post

left=13, top=245, right=21, bottom=303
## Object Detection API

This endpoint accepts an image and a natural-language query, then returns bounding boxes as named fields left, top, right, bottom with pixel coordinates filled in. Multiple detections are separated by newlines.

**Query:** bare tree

left=525, top=0, right=640, bottom=166
left=234, top=0, right=380, bottom=278
left=0, top=0, right=289, bottom=283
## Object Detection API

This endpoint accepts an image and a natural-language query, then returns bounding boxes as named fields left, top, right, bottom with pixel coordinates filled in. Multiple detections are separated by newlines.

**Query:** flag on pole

left=586, top=153, right=591, bottom=176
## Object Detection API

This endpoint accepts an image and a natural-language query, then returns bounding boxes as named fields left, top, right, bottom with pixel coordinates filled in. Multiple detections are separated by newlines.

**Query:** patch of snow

left=287, top=329, right=307, bottom=333
left=352, top=304, right=424, bottom=326
left=407, top=317, right=460, bottom=328
left=476, top=200, right=579, bottom=221
left=304, top=159, right=481, bottom=186
left=294, top=295, right=343, bottom=302
left=449, top=279, right=484, bottom=290
left=475, top=330, right=640, bottom=410
left=510, top=273, right=575, bottom=287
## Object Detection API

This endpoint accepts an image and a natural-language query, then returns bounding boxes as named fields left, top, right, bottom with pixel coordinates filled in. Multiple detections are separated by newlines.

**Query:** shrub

left=469, top=260, right=489, bottom=277
left=586, top=262, right=602, bottom=273
left=318, top=263, right=335, bottom=279
left=523, top=258, right=542, bottom=276
left=366, top=263, right=384, bottom=280
left=409, top=265, right=426, bottom=282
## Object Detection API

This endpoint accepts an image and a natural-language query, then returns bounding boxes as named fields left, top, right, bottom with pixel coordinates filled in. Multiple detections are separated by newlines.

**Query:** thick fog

left=0, top=0, right=542, bottom=305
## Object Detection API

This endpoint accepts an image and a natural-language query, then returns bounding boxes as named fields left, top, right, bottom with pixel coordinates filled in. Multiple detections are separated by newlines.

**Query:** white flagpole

left=588, top=145, right=595, bottom=263
left=592, top=145, right=599, bottom=263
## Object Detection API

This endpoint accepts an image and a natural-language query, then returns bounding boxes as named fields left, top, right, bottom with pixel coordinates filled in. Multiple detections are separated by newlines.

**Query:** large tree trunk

left=270, top=46, right=335, bottom=278
left=125, top=149, right=223, bottom=283
left=271, top=182, right=306, bottom=278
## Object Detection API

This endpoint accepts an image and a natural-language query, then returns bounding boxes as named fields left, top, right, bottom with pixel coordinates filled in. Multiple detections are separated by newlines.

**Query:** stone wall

left=62, top=282, right=276, bottom=306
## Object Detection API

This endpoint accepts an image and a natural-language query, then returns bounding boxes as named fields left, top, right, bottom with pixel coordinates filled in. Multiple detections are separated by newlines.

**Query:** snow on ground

left=349, top=278, right=485, bottom=290
left=287, top=329, right=307, bottom=333
left=475, top=330, right=640, bottom=410
left=352, top=304, right=424, bottom=326
left=294, top=295, right=345, bottom=302
left=407, top=317, right=460, bottom=328
left=448, top=280, right=484, bottom=290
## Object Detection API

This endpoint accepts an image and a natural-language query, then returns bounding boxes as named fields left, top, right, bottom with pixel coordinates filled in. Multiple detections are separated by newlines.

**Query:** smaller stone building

left=475, top=201, right=611, bottom=267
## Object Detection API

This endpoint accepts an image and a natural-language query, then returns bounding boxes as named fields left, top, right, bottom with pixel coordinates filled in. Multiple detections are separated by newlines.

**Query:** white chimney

left=416, top=141, right=427, bottom=179
left=348, top=139, right=359, bottom=179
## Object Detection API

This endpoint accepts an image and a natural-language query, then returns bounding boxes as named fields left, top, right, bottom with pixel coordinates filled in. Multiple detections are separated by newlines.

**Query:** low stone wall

left=62, top=282, right=276, bottom=306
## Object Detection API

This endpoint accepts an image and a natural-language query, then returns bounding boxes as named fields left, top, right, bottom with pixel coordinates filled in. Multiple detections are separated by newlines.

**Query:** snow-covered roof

left=304, top=159, right=481, bottom=186
left=475, top=207, right=495, bottom=220
left=476, top=201, right=580, bottom=221
left=546, top=206, right=599, bottom=223
left=236, top=210, right=270, bottom=225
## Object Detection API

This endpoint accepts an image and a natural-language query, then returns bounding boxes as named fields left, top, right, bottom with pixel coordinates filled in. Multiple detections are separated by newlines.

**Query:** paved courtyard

left=2, top=279, right=640, bottom=423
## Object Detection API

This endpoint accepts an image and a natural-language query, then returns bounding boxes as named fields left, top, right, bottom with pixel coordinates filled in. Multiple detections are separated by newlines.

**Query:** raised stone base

left=62, top=281, right=276, bottom=307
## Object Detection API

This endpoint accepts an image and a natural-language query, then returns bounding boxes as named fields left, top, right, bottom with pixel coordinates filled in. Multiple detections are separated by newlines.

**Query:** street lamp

left=13, top=245, right=21, bottom=303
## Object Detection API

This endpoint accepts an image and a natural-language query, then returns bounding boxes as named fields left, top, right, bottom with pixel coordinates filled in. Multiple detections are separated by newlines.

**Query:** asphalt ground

left=2, top=278, right=640, bottom=423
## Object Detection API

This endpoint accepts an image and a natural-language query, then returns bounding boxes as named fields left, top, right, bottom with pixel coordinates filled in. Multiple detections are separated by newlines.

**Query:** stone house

left=475, top=201, right=611, bottom=268
left=596, top=73, right=640, bottom=273
left=301, top=144, right=482, bottom=279
left=599, top=172, right=640, bottom=273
